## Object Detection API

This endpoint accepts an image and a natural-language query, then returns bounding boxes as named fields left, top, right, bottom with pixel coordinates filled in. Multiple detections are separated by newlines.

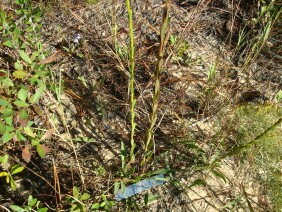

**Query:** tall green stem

left=125, top=0, right=136, bottom=166
left=142, top=0, right=170, bottom=166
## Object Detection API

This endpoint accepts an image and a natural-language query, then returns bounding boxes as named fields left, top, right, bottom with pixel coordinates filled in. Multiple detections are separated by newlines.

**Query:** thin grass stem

left=125, top=0, right=136, bottom=168
left=142, top=0, right=170, bottom=167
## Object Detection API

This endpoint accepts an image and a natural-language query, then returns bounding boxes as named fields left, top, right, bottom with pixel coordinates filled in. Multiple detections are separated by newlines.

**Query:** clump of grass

left=214, top=104, right=282, bottom=210
left=235, top=104, right=282, bottom=210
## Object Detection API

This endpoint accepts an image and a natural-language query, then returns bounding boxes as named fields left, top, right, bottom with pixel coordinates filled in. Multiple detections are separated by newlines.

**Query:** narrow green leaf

left=30, top=84, right=46, bottom=104
left=2, top=132, right=14, bottom=143
left=14, top=100, right=29, bottom=107
left=5, top=117, right=13, bottom=127
left=13, top=70, right=27, bottom=79
left=10, top=175, right=17, bottom=191
left=151, top=169, right=170, bottom=175
left=37, top=208, right=48, bottom=212
left=188, top=179, right=207, bottom=189
left=4, top=40, right=15, bottom=48
left=10, top=205, right=25, bottom=212
left=212, top=169, right=226, bottom=183
left=19, top=50, right=32, bottom=64
left=11, top=164, right=24, bottom=175
left=91, top=203, right=100, bottom=210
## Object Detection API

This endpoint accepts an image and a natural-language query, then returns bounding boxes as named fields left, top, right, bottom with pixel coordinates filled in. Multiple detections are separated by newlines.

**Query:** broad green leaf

left=10, top=175, right=17, bottom=191
left=34, top=10, right=42, bottom=22
left=2, top=132, right=14, bottom=143
left=36, top=144, right=47, bottom=158
left=16, top=130, right=26, bottom=141
left=80, top=193, right=90, bottom=201
left=5, top=117, right=13, bottom=127
left=30, top=84, right=45, bottom=104
left=10, top=204, right=25, bottom=212
left=32, top=139, right=40, bottom=146
left=28, top=196, right=37, bottom=207
left=100, top=202, right=106, bottom=207
left=19, top=50, right=32, bottom=64
left=14, top=100, right=29, bottom=107
left=0, top=155, right=9, bottom=165
left=91, top=203, right=100, bottom=210
left=2, top=78, right=14, bottom=87
left=2, top=108, right=15, bottom=118
left=3, top=40, right=15, bottom=48
left=0, top=99, right=10, bottom=107
left=18, top=88, right=28, bottom=101
left=14, top=61, right=23, bottom=70
left=19, top=109, right=28, bottom=120
left=13, top=70, right=27, bottom=79
left=73, top=186, right=80, bottom=199
left=11, top=164, right=24, bottom=175
left=0, top=121, right=6, bottom=134
left=24, top=127, right=35, bottom=137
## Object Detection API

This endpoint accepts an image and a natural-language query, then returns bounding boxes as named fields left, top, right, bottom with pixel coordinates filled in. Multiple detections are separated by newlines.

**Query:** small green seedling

left=169, top=35, right=177, bottom=46
left=0, top=164, right=24, bottom=191
left=10, top=195, right=48, bottom=212
left=91, top=194, right=115, bottom=211
left=67, top=186, right=91, bottom=212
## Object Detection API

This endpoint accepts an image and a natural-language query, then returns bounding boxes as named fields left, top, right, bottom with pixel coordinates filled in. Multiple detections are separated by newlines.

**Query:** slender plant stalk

left=142, top=0, right=170, bottom=166
left=125, top=0, right=136, bottom=167
left=212, top=118, right=282, bottom=166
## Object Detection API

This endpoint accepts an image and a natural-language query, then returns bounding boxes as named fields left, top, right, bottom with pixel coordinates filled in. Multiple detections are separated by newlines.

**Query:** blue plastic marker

left=115, top=174, right=166, bottom=201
